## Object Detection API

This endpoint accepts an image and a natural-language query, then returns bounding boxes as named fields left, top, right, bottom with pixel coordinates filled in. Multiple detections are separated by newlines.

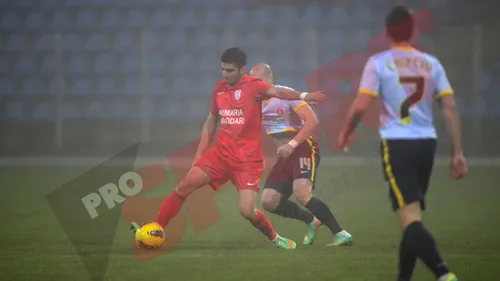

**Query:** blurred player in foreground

left=339, top=6, right=467, bottom=281
left=130, top=47, right=326, bottom=250
left=250, top=63, right=352, bottom=247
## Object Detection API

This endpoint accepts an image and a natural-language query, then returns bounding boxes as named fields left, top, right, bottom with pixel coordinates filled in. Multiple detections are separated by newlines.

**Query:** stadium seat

left=94, top=53, right=115, bottom=74
left=33, top=102, right=51, bottom=120
left=346, top=29, right=371, bottom=50
left=353, top=6, right=375, bottom=26
left=197, top=75, right=217, bottom=94
left=301, top=5, right=322, bottom=26
left=35, top=33, right=53, bottom=51
left=0, top=78, right=14, bottom=95
left=251, top=7, right=274, bottom=27
left=75, top=10, right=95, bottom=28
left=70, top=78, right=89, bottom=95
left=114, top=31, right=136, bottom=50
left=67, top=55, right=87, bottom=74
left=276, top=6, right=299, bottom=26
left=50, top=11, right=70, bottom=29
left=170, top=53, right=191, bottom=73
left=120, top=53, right=140, bottom=73
left=63, top=33, right=83, bottom=51
left=20, top=77, right=41, bottom=95
left=6, top=102, right=23, bottom=120
left=6, top=34, right=26, bottom=51
left=193, top=29, right=218, bottom=50
left=271, top=28, right=293, bottom=48
left=108, top=102, right=128, bottom=119
left=243, top=30, right=266, bottom=49
left=198, top=54, right=219, bottom=72
left=0, top=13, right=21, bottom=30
left=149, top=77, right=166, bottom=95
left=40, top=0, right=64, bottom=9
left=326, top=7, right=349, bottom=26
left=151, top=9, right=172, bottom=27
left=16, top=55, right=37, bottom=74
left=202, top=8, right=222, bottom=27
left=100, top=10, right=122, bottom=28
left=177, top=8, right=197, bottom=27
left=148, top=53, right=166, bottom=73
left=321, top=29, right=343, bottom=48
left=165, top=31, right=187, bottom=50
left=227, top=8, right=248, bottom=26
left=97, top=77, right=116, bottom=95
left=157, top=100, right=181, bottom=121
left=274, top=51, right=295, bottom=72
left=171, top=77, right=192, bottom=95
left=122, top=76, right=141, bottom=95
left=185, top=101, right=209, bottom=121
left=123, top=10, right=147, bottom=28
left=85, top=33, right=108, bottom=50
left=0, top=55, right=7, bottom=74
left=25, top=12, right=44, bottom=30
left=85, top=102, right=102, bottom=118
left=62, top=102, right=79, bottom=119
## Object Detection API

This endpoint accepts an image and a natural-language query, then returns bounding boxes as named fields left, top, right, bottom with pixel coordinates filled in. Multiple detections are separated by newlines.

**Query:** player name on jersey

left=219, top=109, right=245, bottom=125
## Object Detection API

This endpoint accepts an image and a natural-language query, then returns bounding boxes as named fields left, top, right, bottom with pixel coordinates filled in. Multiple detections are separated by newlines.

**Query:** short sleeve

left=252, top=78, right=273, bottom=101
left=210, top=82, right=222, bottom=115
left=358, top=58, right=380, bottom=97
left=433, top=60, right=454, bottom=99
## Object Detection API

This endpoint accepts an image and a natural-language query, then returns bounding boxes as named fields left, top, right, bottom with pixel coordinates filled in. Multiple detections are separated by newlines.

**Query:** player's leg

left=233, top=162, right=296, bottom=250
left=382, top=139, right=456, bottom=281
left=293, top=178, right=352, bottom=246
left=261, top=160, right=316, bottom=225
left=130, top=147, right=226, bottom=233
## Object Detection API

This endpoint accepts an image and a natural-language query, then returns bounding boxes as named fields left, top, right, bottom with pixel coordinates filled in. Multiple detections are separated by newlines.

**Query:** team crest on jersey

left=276, top=107, right=284, bottom=115
left=234, top=90, right=241, bottom=100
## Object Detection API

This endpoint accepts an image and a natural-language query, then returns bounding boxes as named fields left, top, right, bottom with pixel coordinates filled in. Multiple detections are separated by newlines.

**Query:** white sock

left=437, top=273, right=454, bottom=281
left=309, top=217, right=319, bottom=225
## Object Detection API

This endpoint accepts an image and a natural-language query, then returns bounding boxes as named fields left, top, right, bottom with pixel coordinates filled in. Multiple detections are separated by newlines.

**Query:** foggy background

left=1, top=0, right=499, bottom=161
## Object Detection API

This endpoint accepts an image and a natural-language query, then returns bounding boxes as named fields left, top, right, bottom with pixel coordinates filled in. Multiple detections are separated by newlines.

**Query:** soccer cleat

left=130, top=222, right=140, bottom=234
left=303, top=219, right=322, bottom=245
left=326, top=230, right=353, bottom=247
left=438, top=273, right=458, bottom=281
left=273, top=235, right=297, bottom=250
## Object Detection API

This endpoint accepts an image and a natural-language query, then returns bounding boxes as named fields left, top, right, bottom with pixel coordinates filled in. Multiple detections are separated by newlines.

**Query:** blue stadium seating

left=94, top=54, right=115, bottom=74
left=0, top=55, right=8, bottom=74
left=227, top=8, right=248, bottom=26
left=149, top=77, right=166, bottom=95
left=301, top=6, right=322, bottom=26
left=120, top=53, right=140, bottom=73
left=35, top=33, right=53, bottom=51
left=67, top=55, right=88, bottom=74
left=85, top=33, right=108, bottom=50
left=1, top=12, right=20, bottom=30
left=6, top=102, right=23, bottom=120
left=276, top=6, right=299, bottom=26
left=202, top=8, right=223, bottom=27
left=157, top=100, right=181, bottom=121
left=50, top=11, right=70, bottom=29
left=70, top=79, right=90, bottom=95
left=151, top=9, right=173, bottom=27
left=6, top=34, right=25, bottom=51
left=16, top=55, right=37, bottom=74
left=148, top=53, right=167, bottom=73
left=62, top=102, right=79, bottom=118
left=97, top=77, right=116, bottom=95
left=63, top=33, right=84, bottom=51
left=33, top=102, right=51, bottom=120
left=177, top=8, right=198, bottom=27
left=114, top=31, right=136, bottom=50
left=40, top=55, right=54, bottom=74
left=76, top=10, right=96, bottom=29
left=25, top=12, right=44, bottom=30
left=170, top=53, right=191, bottom=73
left=0, top=78, right=14, bottom=95
left=20, top=77, right=42, bottom=95
left=85, top=102, right=102, bottom=118
left=122, top=76, right=141, bottom=95
left=171, top=77, right=192, bottom=95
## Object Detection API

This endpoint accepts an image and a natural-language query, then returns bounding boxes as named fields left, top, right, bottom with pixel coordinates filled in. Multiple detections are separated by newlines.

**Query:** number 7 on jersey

left=399, top=76, right=425, bottom=125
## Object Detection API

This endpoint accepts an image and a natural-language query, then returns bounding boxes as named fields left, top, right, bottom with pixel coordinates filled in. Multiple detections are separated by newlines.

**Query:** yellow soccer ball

left=135, top=222, right=165, bottom=249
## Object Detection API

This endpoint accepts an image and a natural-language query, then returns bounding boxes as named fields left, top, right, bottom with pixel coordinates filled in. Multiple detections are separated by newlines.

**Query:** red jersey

left=210, top=75, right=272, bottom=163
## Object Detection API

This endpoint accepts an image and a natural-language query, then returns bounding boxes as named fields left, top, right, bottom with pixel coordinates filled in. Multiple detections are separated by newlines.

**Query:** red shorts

left=194, top=146, right=264, bottom=192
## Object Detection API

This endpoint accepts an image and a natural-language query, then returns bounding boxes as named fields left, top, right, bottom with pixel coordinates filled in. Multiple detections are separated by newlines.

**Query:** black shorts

left=264, top=138, right=320, bottom=198
left=380, top=138, right=437, bottom=211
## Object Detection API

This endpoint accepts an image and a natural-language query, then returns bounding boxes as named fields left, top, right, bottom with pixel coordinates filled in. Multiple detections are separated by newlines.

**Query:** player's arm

left=434, top=62, right=463, bottom=157
left=253, top=80, right=325, bottom=103
left=339, top=59, right=379, bottom=150
left=289, top=102, right=319, bottom=148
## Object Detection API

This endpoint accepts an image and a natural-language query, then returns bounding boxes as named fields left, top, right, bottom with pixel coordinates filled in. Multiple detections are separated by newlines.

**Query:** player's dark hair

left=385, top=5, right=414, bottom=42
left=221, top=47, right=247, bottom=69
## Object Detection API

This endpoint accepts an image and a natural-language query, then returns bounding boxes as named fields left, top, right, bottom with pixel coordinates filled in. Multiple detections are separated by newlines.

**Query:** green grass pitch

left=1, top=165, right=499, bottom=281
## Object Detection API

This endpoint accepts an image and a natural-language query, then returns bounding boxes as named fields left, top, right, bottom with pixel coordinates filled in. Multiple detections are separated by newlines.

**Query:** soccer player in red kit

left=130, top=47, right=326, bottom=249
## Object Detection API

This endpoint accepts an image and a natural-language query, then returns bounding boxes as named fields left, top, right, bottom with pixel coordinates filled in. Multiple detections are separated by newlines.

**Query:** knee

left=261, top=196, right=279, bottom=212
left=293, top=179, right=313, bottom=205
left=294, top=193, right=312, bottom=206
left=239, top=205, right=256, bottom=220
left=397, top=203, right=422, bottom=230
left=174, top=179, right=197, bottom=198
